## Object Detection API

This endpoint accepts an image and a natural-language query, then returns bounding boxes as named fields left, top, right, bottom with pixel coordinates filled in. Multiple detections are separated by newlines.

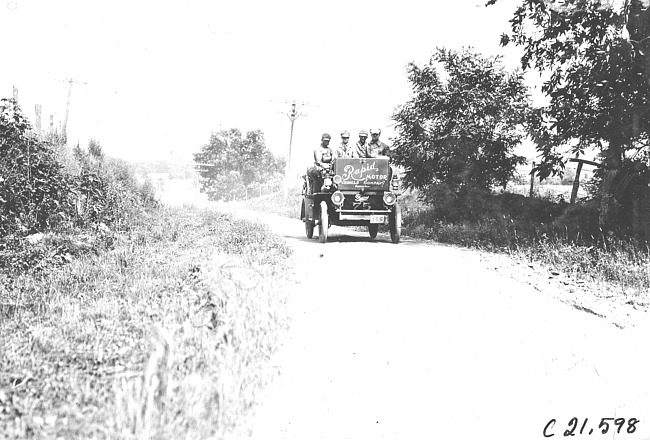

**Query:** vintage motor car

left=300, top=156, right=402, bottom=244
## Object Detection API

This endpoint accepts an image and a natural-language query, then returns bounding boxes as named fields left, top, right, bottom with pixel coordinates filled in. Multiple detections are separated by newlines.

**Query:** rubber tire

left=389, top=202, right=401, bottom=244
left=301, top=199, right=314, bottom=239
left=368, top=224, right=379, bottom=239
left=318, top=201, right=329, bottom=243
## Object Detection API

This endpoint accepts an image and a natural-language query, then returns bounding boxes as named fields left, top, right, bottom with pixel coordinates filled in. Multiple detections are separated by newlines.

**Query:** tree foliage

left=491, top=0, right=650, bottom=176
left=391, top=47, right=530, bottom=192
left=490, top=0, right=650, bottom=229
left=194, top=129, right=285, bottom=201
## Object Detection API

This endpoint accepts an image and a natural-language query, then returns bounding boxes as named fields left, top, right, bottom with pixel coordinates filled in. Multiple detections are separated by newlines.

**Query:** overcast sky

left=0, top=0, right=531, bottom=171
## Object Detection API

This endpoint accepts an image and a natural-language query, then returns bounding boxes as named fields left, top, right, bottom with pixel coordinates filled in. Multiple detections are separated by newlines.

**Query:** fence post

left=570, top=161, right=584, bottom=204
left=529, top=161, right=535, bottom=198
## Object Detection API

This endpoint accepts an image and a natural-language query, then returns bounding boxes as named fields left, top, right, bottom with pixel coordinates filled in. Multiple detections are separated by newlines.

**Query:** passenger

left=367, top=128, right=393, bottom=179
left=353, top=130, right=369, bottom=158
left=307, top=133, right=333, bottom=192
left=334, top=130, right=353, bottom=157
left=366, top=128, right=390, bottom=157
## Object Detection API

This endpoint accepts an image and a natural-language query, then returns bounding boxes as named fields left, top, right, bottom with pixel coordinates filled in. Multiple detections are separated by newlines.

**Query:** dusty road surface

left=213, top=202, right=650, bottom=440
left=225, top=208, right=650, bottom=440
left=230, top=209, right=650, bottom=440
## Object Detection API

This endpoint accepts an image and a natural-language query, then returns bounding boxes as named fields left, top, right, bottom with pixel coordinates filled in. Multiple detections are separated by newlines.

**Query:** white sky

left=0, top=0, right=533, bottom=172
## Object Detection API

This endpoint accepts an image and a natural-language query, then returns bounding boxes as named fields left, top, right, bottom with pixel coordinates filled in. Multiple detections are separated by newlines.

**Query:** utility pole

left=35, top=104, right=42, bottom=137
left=271, top=99, right=318, bottom=194
left=277, top=100, right=318, bottom=175
left=286, top=101, right=302, bottom=177
left=60, top=78, right=87, bottom=144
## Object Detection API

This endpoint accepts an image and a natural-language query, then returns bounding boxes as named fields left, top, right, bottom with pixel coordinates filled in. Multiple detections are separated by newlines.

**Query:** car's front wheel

left=389, top=202, right=401, bottom=244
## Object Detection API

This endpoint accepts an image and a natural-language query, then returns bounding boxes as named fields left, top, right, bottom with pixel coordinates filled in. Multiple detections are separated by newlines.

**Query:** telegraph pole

left=34, top=104, right=42, bottom=137
left=60, top=78, right=87, bottom=143
left=286, top=101, right=301, bottom=177
left=272, top=99, right=317, bottom=194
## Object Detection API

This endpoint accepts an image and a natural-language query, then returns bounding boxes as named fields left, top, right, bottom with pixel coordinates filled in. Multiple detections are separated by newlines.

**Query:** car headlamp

left=331, top=191, right=344, bottom=206
left=383, top=192, right=396, bottom=206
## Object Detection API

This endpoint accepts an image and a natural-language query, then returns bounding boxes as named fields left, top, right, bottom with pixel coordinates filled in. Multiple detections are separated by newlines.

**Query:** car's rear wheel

left=302, top=199, right=314, bottom=239
left=389, top=202, right=401, bottom=244
left=318, top=201, right=328, bottom=243
left=368, top=224, right=379, bottom=239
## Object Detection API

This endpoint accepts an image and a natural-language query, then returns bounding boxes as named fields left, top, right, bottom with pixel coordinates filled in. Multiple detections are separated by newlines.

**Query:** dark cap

left=321, top=133, right=331, bottom=140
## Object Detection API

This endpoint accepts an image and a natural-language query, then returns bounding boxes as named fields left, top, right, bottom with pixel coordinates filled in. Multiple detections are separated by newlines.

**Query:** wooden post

left=35, top=104, right=42, bottom=137
left=568, top=158, right=603, bottom=204
left=529, top=161, right=535, bottom=198
left=570, top=161, right=584, bottom=204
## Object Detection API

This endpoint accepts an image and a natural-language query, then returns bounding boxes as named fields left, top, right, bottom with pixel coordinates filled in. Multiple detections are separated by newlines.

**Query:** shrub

left=552, top=201, right=600, bottom=241
left=1, top=98, right=158, bottom=271
left=1, top=99, right=77, bottom=236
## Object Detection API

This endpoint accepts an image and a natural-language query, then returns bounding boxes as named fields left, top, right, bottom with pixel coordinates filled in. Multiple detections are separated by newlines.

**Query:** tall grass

left=398, top=190, right=650, bottom=298
left=238, top=180, right=649, bottom=299
left=0, top=206, right=293, bottom=439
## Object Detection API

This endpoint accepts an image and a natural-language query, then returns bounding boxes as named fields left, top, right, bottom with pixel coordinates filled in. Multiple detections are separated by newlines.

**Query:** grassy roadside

left=396, top=191, right=650, bottom=301
left=0, top=205, right=293, bottom=439
left=244, top=186, right=649, bottom=302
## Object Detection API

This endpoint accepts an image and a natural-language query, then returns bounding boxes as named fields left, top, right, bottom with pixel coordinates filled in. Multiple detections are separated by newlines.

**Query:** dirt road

left=237, top=210, right=650, bottom=440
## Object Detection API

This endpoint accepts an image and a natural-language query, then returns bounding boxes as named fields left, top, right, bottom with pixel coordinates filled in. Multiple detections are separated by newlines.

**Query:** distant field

left=504, top=183, right=587, bottom=202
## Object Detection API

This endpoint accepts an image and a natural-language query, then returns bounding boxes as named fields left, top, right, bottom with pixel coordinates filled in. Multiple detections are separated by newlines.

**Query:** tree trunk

left=627, top=0, right=650, bottom=78
left=598, top=140, right=624, bottom=230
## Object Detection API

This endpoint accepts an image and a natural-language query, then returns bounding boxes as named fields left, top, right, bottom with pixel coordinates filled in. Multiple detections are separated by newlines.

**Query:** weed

left=0, top=206, right=293, bottom=439
left=399, top=190, right=650, bottom=296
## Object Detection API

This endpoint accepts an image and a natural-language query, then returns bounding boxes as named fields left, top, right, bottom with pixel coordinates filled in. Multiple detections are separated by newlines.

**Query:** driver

left=307, top=133, right=333, bottom=192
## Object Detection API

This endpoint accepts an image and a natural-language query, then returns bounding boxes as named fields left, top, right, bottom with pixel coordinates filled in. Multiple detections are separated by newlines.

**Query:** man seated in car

left=307, top=133, right=333, bottom=192
left=366, top=127, right=394, bottom=179
left=366, top=128, right=390, bottom=158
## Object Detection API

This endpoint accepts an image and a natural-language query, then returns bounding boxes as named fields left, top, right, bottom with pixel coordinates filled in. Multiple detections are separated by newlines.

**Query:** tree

left=490, top=0, right=650, bottom=229
left=391, top=47, right=530, bottom=193
left=193, top=129, right=285, bottom=201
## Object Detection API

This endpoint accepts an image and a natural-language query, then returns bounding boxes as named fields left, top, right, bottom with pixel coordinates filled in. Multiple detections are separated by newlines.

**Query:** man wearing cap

left=353, top=130, right=369, bottom=158
left=307, top=133, right=333, bottom=192
left=366, top=128, right=390, bottom=158
left=334, top=130, right=353, bottom=157
left=367, top=128, right=394, bottom=179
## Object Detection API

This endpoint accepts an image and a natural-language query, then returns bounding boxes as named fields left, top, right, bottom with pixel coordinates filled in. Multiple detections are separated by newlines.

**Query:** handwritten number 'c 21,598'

left=543, top=417, right=640, bottom=437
